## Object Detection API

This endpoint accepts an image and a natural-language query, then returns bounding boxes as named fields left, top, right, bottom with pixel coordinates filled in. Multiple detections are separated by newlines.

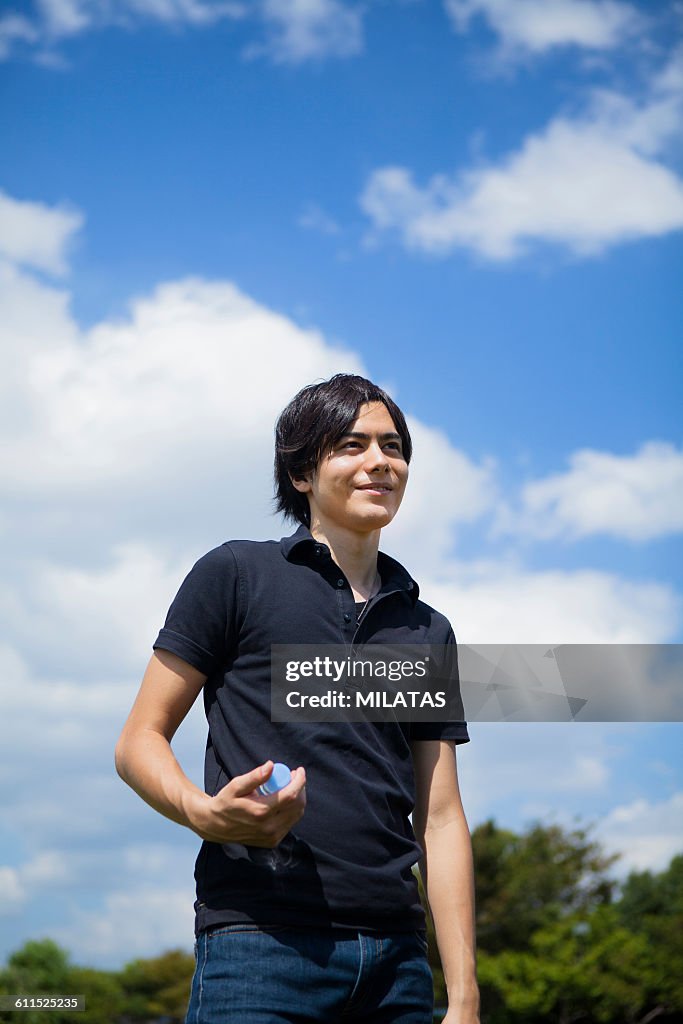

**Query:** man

left=115, top=374, right=479, bottom=1024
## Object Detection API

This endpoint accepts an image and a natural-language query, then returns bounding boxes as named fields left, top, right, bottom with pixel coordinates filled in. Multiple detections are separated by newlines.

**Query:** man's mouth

left=357, top=484, right=393, bottom=492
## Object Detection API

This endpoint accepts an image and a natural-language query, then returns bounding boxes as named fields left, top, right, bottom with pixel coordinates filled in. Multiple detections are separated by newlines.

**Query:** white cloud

left=0, top=0, right=245, bottom=61
left=0, top=852, right=70, bottom=917
left=361, top=119, right=683, bottom=261
left=298, top=202, right=341, bottom=235
left=0, top=644, right=133, bottom=782
left=500, top=442, right=683, bottom=542
left=457, top=722, right=625, bottom=824
left=0, top=14, right=38, bottom=58
left=570, top=753, right=610, bottom=787
left=656, top=44, right=683, bottom=96
left=444, top=0, right=641, bottom=55
left=122, top=0, right=245, bottom=26
left=0, top=272, right=361, bottom=501
left=0, top=545, right=186, bottom=680
left=37, top=0, right=92, bottom=38
left=253, top=0, right=363, bottom=63
left=419, top=564, right=679, bottom=643
left=597, top=792, right=683, bottom=874
left=0, top=867, right=25, bottom=914
left=458, top=724, right=683, bottom=877
left=35, top=0, right=245, bottom=37
left=55, top=886, right=195, bottom=959
left=1, top=0, right=363, bottom=64
left=0, top=261, right=78, bottom=451
left=21, top=852, right=73, bottom=891
left=0, top=190, right=83, bottom=275
left=360, top=53, right=683, bottom=261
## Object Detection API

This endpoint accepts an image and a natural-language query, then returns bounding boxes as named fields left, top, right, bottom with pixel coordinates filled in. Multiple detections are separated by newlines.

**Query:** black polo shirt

left=154, top=525, right=469, bottom=936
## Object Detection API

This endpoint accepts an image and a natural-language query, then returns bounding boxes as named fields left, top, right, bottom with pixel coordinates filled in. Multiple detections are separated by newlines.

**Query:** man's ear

left=290, top=473, right=312, bottom=494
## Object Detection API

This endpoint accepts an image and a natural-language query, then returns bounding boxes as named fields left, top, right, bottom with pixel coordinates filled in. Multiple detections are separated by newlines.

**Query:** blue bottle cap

left=258, top=762, right=292, bottom=796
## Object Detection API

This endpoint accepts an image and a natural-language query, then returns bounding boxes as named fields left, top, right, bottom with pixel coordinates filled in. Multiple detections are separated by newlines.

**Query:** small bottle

left=257, top=762, right=292, bottom=796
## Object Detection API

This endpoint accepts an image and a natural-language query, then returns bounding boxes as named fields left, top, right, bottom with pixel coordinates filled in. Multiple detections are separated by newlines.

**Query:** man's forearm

left=115, top=727, right=307, bottom=847
left=419, top=814, right=479, bottom=1019
left=115, top=728, right=210, bottom=834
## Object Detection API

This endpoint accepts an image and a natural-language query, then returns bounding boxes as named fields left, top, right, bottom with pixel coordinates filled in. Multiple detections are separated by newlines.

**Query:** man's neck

left=309, top=519, right=380, bottom=598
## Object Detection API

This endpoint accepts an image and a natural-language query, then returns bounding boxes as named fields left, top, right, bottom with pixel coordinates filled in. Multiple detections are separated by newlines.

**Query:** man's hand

left=192, top=761, right=307, bottom=846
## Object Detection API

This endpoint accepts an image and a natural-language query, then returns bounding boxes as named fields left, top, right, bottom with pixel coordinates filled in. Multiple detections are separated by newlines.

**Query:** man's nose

left=365, top=442, right=390, bottom=471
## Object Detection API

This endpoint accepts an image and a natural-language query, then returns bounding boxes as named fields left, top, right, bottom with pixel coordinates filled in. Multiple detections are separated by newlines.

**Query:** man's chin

left=349, top=509, right=395, bottom=532
left=314, top=504, right=397, bottom=535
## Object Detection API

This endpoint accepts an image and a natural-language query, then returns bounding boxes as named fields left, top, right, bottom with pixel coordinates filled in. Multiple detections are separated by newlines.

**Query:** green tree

left=478, top=906, right=658, bottom=1024
left=615, top=854, right=683, bottom=1020
left=3, top=939, right=70, bottom=991
left=472, top=819, right=618, bottom=954
left=0, top=940, right=125, bottom=1024
left=476, top=852, right=683, bottom=1024
left=419, top=820, right=621, bottom=1016
left=67, top=966, right=125, bottom=1024
left=118, top=949, right=195, bottom=1023
left=0, top=940, right=73, bottom=1024
left=617, top=853, right=683, bottom=924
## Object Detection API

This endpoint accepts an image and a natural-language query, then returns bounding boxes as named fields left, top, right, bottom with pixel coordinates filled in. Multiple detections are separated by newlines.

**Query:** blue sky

left=0, top=0, right=682, bottom=969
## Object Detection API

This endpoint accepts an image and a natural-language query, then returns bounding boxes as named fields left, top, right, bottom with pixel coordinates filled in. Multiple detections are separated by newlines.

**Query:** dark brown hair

left=274, top=373, right=412, bottom=525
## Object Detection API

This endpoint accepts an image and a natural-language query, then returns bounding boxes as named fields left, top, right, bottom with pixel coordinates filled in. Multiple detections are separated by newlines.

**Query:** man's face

left=294, top=401, right=409, bottom=536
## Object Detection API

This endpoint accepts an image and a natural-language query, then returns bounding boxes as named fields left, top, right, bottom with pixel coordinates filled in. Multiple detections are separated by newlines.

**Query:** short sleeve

left=409, top=721, right=469, bottom=743
left=153, top=544, right=241, bottom=676
left=409, top=625, right=469, bottom=744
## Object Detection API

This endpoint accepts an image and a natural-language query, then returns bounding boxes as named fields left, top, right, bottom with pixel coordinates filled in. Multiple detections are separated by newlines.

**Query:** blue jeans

left=186, top=924, right=434, bottom=1023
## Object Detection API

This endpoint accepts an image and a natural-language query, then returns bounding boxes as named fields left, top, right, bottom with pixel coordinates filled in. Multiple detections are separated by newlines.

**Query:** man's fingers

left=228, top=761, right=273, bottom=798
left=217, top=763, right=306, bottom=827
left=202, top=763, right=306, bottom=844
left=279, top=766, right=307, bottom=800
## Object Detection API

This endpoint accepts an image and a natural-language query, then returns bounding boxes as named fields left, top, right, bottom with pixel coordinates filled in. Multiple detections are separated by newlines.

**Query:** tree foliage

left=478, top=907, right=658, bottom=1024
left=472, top=818, right=618, bottom=954
left=473, top=829, right=683, bottom=1024
left=0, top=940, right=74, bottom=1024
left=118, top=949, right=195, bottom=1022
left=0, top=941, right=190, bottom=1024
left=615, top=854, right=683, bottom=1018
left=421, top=820, right=682, bottom=1023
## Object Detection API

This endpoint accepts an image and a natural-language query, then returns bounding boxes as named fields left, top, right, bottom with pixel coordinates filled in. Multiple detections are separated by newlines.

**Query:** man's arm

left=411, top=738, right=479, bottom=1024
left=115, top=649, right=306, bottom=846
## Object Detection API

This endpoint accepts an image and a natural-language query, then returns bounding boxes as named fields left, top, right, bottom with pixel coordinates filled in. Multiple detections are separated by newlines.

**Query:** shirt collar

left=280, top=524, right=419, bottom=604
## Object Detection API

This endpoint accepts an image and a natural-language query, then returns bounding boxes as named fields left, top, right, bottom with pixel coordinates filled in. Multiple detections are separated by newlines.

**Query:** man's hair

left=274, top=373, right=413, bottom=525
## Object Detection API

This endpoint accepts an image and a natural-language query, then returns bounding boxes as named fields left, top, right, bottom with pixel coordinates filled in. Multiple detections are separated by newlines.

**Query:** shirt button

left=314, top=546, right=321, bottom=556
left=336, top=579, right=345, bottom=588
left=407, top=581, right=414, bottom=590
left=343, top=613, right=352, bottom=623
